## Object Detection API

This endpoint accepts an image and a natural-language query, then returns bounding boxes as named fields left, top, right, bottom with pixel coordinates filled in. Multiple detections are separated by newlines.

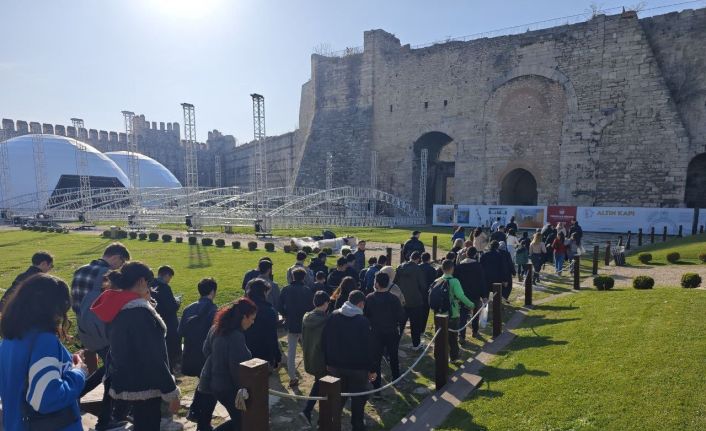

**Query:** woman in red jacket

left=552, top=232, right=568, bottom=276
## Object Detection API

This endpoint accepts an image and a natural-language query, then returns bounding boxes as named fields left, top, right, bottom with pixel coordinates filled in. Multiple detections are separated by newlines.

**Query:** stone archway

left=412, top=132, right=455, bottom=218
left=685, top=153, right=706, bottom=208
left=500, top=168, right=537, bottom=205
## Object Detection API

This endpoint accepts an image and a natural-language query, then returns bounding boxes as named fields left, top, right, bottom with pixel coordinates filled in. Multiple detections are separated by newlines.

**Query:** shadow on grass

left=76, top=239, right=114, bottom=256
left=482, top=363, right=549, bottom=384
left=437, top=405, right=491, bottom=431
left=188, top=244, right=212, bottom=268
left=496, top=335, right=568, bottom=355
left=533, top=304, right=579, bottom=311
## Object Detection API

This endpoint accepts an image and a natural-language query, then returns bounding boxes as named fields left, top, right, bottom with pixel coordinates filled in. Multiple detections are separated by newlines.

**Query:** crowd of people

left=0, top=220, right=584, bottom=431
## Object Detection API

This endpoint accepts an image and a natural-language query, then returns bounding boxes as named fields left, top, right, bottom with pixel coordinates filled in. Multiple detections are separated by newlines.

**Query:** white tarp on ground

left=575, top=207, right=695, bottom=235
left=290, top=237, right=357, bottom=252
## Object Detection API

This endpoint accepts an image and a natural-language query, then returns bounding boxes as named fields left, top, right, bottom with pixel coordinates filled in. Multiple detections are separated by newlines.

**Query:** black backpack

left=428, top=278, right=451, bottom=314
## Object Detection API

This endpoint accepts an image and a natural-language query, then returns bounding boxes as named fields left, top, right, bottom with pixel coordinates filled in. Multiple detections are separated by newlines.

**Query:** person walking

left=300, top=291, right=331, bottom=426
left=331, top=276, right=357, bottom=310
left=418, top=252, right=436, bottom=330
left=241, top=256, right=271, bottom=290
left=326, top=257, right=348, bottom=294
left=490, top=225, right=507, bottom=243
left=552, top=232, right=568, bottom=276
left=353, top=240, right=366, bottom=273
left=472, top=227, right=488, bottom=253
left=363, top=255, right=386, bottom=294
left=480, top=241, right=504, bottom=301
left=359, top=256, right=378, bottom=293
left=364, top=272, right=405, bottom=391
left=179, top=278, right=219, bottom=429
left=490, top=217, right=502, bottom=232
left=439, top=259, right=476, bottom=362
left=287, top=251, right=315, bottom=288
left=402, top=230, right=425, bottom=261
left=91, top=262, right=180, bottom=430
left=308, top=252, right=329, bottom=278
left=278, top=267, right=315, bottom=388
left=199, top=298, right=257, bottom=431
left=322, top=290, right=376, bottom=431
left=451, top=226, right=465, bottom=244
left=0, top=251, right=54, bottom=312
left=453, top=247, right=487, bottom=341
left=565, top=232, right=580, bottom=275
left=0, top=274, right=87, bottom=431
left=505, top=229, right=520, bottom=263
left=498, top=242, right=516, bottom=301
left=515, top=236, right=530, bottom=281
left=312, top=271, right=332, bottom=296
left=529, top=232, right=547, bottom=284
left=569, top=219, right=584, bottom=246
left=395, top=251, right=428, bottom=350
left=506, top=216, right=518, bottom=233
left=451, top=238, right=464, bottom=255
left=244, top=278, right=281, bottom=369
left=344, top=254, right=360, bottom=283
left=150, top=265, right=181, bottom=371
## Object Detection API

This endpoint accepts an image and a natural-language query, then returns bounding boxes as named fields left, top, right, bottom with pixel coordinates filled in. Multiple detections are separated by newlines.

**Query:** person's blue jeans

left=554, top=253, right=565, bottom=274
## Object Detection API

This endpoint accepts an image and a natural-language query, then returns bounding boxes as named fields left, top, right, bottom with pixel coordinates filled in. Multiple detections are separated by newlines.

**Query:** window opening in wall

left=444, top=100, right=448, bottom=106
left=424, top=101, right=429, bottom=109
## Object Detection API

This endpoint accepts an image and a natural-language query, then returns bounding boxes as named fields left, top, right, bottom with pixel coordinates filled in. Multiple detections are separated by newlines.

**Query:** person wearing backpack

left=432, top=259, right=476, bottom=362
left=71, top=242, right=130, bottom=431
left=179, top=278, right=219, bottom=429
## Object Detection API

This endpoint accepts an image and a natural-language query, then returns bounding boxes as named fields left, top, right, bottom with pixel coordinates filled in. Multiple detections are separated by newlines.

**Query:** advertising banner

left=576, top=207, right=695, bottom=235
left=433, top=205, right=546, bottom=229
left=432, top=205, right=455, bottom=226
left=547, top=206, right=577, bottom=225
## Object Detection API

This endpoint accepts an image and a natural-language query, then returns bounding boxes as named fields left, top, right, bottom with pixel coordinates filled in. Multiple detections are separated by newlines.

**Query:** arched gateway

left=500, top=168, right=537, bottom=205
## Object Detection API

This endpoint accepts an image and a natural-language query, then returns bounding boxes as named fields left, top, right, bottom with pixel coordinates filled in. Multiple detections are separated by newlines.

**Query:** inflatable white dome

left=1, top=134, right=130, bottom=207
left=105, top=151, right=181, bottom=189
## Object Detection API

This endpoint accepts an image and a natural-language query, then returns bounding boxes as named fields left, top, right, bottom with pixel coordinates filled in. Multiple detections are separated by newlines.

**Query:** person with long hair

left=199, top=298, right=257, bottom=431
left=332, top=276, right=357, bottom=310
left=91, top=262, right=180, bottom=430
left=552, top=232, right=568, bottom=276
left=244, top=278, right=281, bottom=368
left=472, top=227, right=488, bottom=253
left=0, top=274, right=87, bottom=431
left=529, top=233, right=547, bottom=284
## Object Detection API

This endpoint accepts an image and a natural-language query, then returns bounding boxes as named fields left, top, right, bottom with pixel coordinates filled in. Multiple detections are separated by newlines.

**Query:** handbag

left=21, top=333, right=80, bottom=431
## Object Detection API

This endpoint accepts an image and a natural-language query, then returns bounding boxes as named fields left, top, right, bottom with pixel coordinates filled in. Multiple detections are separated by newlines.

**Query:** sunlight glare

left=149, top=0, right=224, bottom=20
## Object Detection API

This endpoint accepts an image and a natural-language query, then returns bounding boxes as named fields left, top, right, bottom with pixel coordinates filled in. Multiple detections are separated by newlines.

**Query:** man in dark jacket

left=418, top=252, right=437, bottom=331
left=402, top=230, right=425, bottom=262
left=364, top=255, right=386, bottom=294
left=344, top=253, right=360, bottom=283
left=498, top=242, right=516, bottom=302
left=150, top=265, right=181, bottom=371
left=286, top=251, right=315, bottom=288
left=0, top=251, right=53, bottom=312
left=308, top=252, right=329, bottom=277
left=569, top=219, right=584, bottom=246
left=312, top=271, right=332, bottom=295
left=245, top=279, right=282, bottom=369
left=300, top=291, right=330, bottom=425
left=278, top=268, right=315, bottom=387
left=395, top=251, right=428, bottom=349
left=364, top=272, right=404, bottom=390
left=243, top=259, right=281, bottom=310
left=327, top=257, right=348, bottom=292
left=506, top=216, right=518, bottom=233
left=322, top=290, right=375, bottom=431
left=453, top=247, right=487, bottom=340
left=480, top=241, right=505, bottom=299
left=179, top=278, right=218, bottom=426
left=359, top=256, right=377, bottom=293
left=490, top=226, right=507, bottom=243
left=353, top=241, right=366, bottom=272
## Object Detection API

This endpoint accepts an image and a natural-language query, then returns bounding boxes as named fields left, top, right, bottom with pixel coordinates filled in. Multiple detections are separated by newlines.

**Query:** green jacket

left=443, top=274, right=475, bottom=319
left=302, top=309, right=328, bottom=378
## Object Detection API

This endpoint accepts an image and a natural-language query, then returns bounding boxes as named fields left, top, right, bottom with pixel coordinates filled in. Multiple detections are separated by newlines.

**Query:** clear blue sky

left=0, top=0, right=700, bottom=143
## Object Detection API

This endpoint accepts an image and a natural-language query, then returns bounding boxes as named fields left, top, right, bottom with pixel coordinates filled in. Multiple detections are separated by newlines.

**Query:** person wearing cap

left=402, top=230, right=425, bottom=262
left=395, top=251, right=428, bottom=350
left=327, top=257, right=349, bottom=293
left=309, top=252, right=329, bottom=277
left=300, top=291, right=331, bottom=425
left=286, top=251, right=315, bottom=288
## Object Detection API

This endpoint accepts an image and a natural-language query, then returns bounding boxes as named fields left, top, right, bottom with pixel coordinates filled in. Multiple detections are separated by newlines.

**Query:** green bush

left=162, top=234, right=172, bottom=242
left=215, top=239, right=225, bottom=247
left=201, top=238, right=213, bottom=246
left=40, top=226, right=48, bottom=232
left=148, top=232, right=159, bottom=242
left=666, top=252, right=681, bottom=264
left=302, top=245, right=313, bottom=254
left=20, top=225, right=27, bottom=230
left=265, top=242, right=275, bottom=252
left=117, top=230, right=128, bottom=239
left=129, top=231, right=138, bottom=239
left=248, top=241, right=258, bottom=251
left=637, top=253, right=652, bottom=264
left=681, top=273, right=702, bottom=289
left=102, top=230, right=112, bottom=238
left=322, top=247, right=333, bottom=256
left=633, top=276, right=654, bottom=290
left=138, top=233, right=147, bottom=240
left=232, top=241, right=241, bottom=249
left=698, top=253, right=706, bottom=263
left=283, top=245, right=292, bottom=253
left=313, top=247, right=321, bottom=254
left=593, top=275, right=615, bottom=291
left=62, top=229, right=69, bottom=234
left=188, top=236, right=197, bottom=245
left=175, top=237, right=183, bottom=243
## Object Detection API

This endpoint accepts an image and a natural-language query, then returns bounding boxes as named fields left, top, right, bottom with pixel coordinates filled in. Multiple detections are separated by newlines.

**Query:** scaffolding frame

left=250, top=93, right=267, bottom=215
left=214, top=153, right=222, bottom=190
left=71, top=118, right=92, bottom=217
left=182, top=103, right=198, bottom=213
left=419, top=148, right=428, bottom=214
left=30, top=124, right=48, bottom=211
left=370, top=150, right=378, bottom=215
left=0, top=129, right=10, bottom=208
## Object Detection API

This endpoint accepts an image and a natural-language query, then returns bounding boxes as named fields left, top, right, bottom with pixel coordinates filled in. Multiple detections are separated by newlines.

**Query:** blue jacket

left=178, top=297, right=217, bottom=377
left=0, top=330, right=86, bottom=431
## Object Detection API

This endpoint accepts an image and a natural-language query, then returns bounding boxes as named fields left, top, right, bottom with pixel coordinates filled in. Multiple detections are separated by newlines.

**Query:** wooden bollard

left=240, top=358, right=270, bottom=431
left=400, top=244, right=405, bottom=263
left=386, top=247, right=392, bottom=266
left=573, top=255, right=580, bottom=290
left=662, top=226, right=668, bottom=242
left=626, top=231, right=632, bottom=250
left=434, top=314, right=449, bottom=391
left=524, top=264, right=533, bottom=306
left=492, top=283, right=503, bottom=339
left=432, top=235, right=438, bottom=261
left=318, top=376, right=342, bottom=431
left=618, top=236, right=623, bottom=247
left=678, top=225, right=683, bottom=238
left=650, top=227, right=655, bottom=243
left=592, top=245, right=599, bottom=275
left=604, top=241, right=611, bottom=266
left=638, top=228, right=643, bottom=246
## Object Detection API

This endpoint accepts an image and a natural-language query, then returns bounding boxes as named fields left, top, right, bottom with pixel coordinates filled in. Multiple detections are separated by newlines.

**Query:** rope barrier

left=267, top=388, right=327, bottom=401
left=448, top=299, right=490, bottom=333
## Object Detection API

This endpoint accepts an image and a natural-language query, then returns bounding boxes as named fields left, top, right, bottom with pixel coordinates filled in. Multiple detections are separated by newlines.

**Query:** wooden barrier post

left=592, top=245, right=599, bottom=275
left=386, top=247, right=392, bottom=266
left=434, top=314, right=449, bottom=391
left=626, top=231, right=632, bottom=250
left=638, top=228, right=643, bottom=246
left=524, top=264, right=533, bottom=307
left=492, top=283, right=503, bottom=339
left=400, top=244, right=405, bottom=263
left=617, top=236, right=623, bottom=247
left=318, top=376, right=342, bottom=431
left=650, top=227, right=655, bottom=244
left=432, top=235, right=438, bottom=261
left=604, top=241, right=611, bottom=266
left=573, top=255, right=580, bottom=290
left=678, top=225, right=683, bottom=238
left=662, top=226, right=668, bottom=242
left=240, top=358, right=270, bottom=431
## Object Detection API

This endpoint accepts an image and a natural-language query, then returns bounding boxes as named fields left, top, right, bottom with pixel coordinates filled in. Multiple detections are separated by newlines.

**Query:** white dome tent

left=104, top=151, right=181, bottom=189
left=0, top=134, right=130, bottom=210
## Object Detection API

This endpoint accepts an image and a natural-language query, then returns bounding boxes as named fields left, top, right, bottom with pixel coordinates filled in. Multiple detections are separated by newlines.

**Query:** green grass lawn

left=438, top=287, right=706, bottom=431
left=625, top=233, right=706, bottom=265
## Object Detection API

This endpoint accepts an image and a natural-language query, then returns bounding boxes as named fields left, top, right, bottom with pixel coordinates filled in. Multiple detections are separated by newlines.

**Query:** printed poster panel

left=432, top=205, right=455, bottom=226
left=487, top=206, right=546, bottom=229
left=436, top=205, right=546, bottom=229
left=577, top=207, right=695, bottom=235
left=547, top=206, right=577, bottom=225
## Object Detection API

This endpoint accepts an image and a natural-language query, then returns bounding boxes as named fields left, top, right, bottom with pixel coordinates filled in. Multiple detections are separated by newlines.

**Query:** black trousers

left=213, top=390, right=242, bottom=431
left=404, top=305, right=426, bottom=347
left=371, top=331, right=400, bottom=389
left=329, top=368, right=369, bottom=431
left=81, top=349, right=129, bottom=426
left=303, top=379, right=321, bottom=416
left=191, top=389, right=217, bottom=430
left=448, top=317, right=461, bottom=361
left=458, top=300, right=481, bottom=340
left=131, top=397, right=162, bottom=431
left=502, top=281, right=513, bottom=300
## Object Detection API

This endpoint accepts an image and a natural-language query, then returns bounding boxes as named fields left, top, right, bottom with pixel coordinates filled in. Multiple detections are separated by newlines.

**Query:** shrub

left=302, top=245, right=313, bottom=254
left=322, top=247, right=333, bottom=256
left=232, top=241, right=241, bottom=249
left=666, top=252, right=680, bottom=264
left=248, top=241, right=258, bottom=251
left=201, top=238, right=213, bottom=246
left=188, top=236, right=197, bottom=245
left=117, top=230, right=128, bottom=239
left=633, top=275, right=654, bottom=290
left=102, top=230, right=111, bottom=238
left=215, top=239, right=225, bottom=247
left=637, top=253, right=652, bottom=264
left=162, top=234, right=172, bottom=242
left=20, top=225, right=27, bottom=230
left=148, top=232, right=159, bottom=242
left=593, top=275, right=615, bottom=291
left=129, top=231, right=138, bottom=240
left=698, top=253, right=706, bottom=263
left=40, top=226, right=47, bottom=232
left=175, top=237, right=183, bottom=243
left=265, top=242, right=275, bottom=252
left=681, top=273, right=702, bottom=289
left=341, top=248, right=351, bottom=257
left=313, top=247, right=321, bottom=254
left=62, top=229, right=69, bottom=234
left=283, top=245, right=292, bottom=253
left=138, top=233, right=147, bottom=240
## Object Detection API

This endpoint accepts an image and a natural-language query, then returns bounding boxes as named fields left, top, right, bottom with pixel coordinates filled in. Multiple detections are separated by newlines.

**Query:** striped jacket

left=0, top=330, right=85, bottom=431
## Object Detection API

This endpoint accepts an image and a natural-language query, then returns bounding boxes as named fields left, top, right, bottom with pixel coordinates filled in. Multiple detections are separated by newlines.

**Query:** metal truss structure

left=0, top=129, right=11, bottom=207
left=0, top=186, right=424, bottom=229
left=182, top=103, right=198, bottom=206
left=71, top=118, right=93, bottom=217
left=250, top=93, right=267, bottom=215
left=419, top=148, right=428, bottom=213
left=30, top=124, right=49, bottom=211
